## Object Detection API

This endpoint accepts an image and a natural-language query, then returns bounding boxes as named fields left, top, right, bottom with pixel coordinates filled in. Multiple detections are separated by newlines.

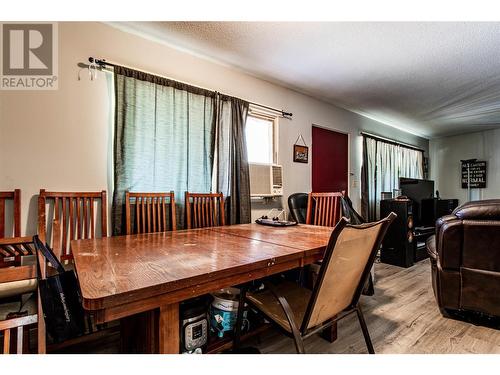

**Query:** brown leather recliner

left=427, top=199, right=500, bottom=318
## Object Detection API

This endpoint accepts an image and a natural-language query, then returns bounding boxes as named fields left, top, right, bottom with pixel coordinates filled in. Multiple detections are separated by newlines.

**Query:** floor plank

left=251, top=259, right=500, bottom=354
left=70, top=259, right=500, bottom=354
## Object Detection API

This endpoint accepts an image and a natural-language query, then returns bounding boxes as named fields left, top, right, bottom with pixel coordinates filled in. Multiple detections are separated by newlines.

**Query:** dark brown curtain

left=361, top=136, right=370, bottom=221
left=361, top=135, right=377, bottom=222
left=214, top=94, right=251, bottom=224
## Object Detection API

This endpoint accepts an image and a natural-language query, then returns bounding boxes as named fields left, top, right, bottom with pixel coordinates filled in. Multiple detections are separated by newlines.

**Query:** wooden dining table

left=71, top=223, right=334, bottom=353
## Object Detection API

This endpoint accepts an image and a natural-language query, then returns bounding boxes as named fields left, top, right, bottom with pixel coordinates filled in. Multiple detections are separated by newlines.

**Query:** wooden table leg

left=120, top=310, right=158, bottom=353
left=321, top=317, right=338, bottom=343
left=158, top=302, right=180, bottom=354
left=37, top=289, right=46, bottom=353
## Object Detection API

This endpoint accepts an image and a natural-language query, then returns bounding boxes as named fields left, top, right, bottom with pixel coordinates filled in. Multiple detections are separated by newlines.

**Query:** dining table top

left=210, top=223, right=334, bottom=251
left=71, top=223, right=334, bottom=312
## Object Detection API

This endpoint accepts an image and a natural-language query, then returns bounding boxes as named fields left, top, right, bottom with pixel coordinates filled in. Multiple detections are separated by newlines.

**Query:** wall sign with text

left=461, top=160, right=487, bottom=188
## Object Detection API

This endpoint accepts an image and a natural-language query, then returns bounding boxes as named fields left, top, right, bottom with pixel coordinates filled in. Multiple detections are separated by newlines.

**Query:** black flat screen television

left=399, top=177, right=435, bottom=227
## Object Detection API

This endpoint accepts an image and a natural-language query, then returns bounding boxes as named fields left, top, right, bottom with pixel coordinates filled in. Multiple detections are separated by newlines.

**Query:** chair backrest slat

left=301, top=213, right=396, bottom=333
left=0, top=236, right=35, bottom=269
left=0, top=236, right=39, bottom=354
left=125, top=192, right=176, bottom=235
left=306, top=192, right=344, bottom=227
left=0, top=189, right=21, bottom=238
left=0, top=314, right=37, bottom=354
left=38, top=190, right=108, bottom=262
left=3, top=327, right=10, bottom=354
left=185, top=192, right=225, bottom=229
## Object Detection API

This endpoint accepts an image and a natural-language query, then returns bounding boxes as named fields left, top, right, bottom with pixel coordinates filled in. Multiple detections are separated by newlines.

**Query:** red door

left=312, top=126, right=348, bottom=194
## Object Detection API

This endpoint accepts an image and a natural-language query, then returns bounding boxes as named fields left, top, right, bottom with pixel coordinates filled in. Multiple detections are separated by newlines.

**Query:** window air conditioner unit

left=249, top=163, right=283, bottom=197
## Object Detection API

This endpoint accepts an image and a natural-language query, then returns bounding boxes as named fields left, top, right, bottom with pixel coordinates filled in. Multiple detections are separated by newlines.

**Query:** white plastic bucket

left=210, top=287, right=246, bottom=338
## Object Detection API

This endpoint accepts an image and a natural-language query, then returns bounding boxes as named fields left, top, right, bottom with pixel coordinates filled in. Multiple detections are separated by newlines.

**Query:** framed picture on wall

left=293, top=144, right=309, bottom=163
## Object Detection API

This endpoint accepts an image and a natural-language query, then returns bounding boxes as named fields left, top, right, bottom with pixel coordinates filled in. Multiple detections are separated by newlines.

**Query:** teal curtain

left=112, top=66, right=216, bottom=234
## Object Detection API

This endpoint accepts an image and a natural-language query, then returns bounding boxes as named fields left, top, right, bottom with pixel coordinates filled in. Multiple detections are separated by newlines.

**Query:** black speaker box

left=421, top=198, right=459, bottom=226
left=380, top=199, right=416, bottom=268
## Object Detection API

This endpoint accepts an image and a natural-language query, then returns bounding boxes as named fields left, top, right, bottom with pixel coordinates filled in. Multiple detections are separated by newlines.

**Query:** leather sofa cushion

left=454, top=199, right=500, bottom=220
left=438, top=220, right=463, bottom=270
left=463, top=223, right=500, bottom=272
left=426, top=235, right=437, bottom=261
left=461, top=267, right=500, bottom=316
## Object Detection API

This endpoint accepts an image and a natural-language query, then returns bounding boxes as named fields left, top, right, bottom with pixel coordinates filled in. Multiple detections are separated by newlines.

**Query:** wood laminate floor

left=249, top=259, right=500, bottom=354
left=60, top=259, right=500, bottom=354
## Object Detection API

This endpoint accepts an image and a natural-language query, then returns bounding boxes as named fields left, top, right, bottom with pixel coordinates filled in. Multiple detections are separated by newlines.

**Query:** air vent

left=272, top=165, right=283, bottom=187
left=249, top=163, right=283, bottom=197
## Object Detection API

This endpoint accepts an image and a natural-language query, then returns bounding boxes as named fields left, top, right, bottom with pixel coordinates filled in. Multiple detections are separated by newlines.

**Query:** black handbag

left=34, top=235, right=86, bottom=343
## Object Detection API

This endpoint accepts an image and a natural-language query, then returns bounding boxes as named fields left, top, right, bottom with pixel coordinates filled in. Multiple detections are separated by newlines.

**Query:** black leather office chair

left=340, top=195, right=375, bottom=295
left=340, top=195, right=365, bottom=225
left=288, top=193, right=308, bottom=223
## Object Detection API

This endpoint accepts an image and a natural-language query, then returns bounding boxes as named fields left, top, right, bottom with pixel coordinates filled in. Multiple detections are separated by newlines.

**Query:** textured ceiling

left=111, top=22, right=500, bottom=138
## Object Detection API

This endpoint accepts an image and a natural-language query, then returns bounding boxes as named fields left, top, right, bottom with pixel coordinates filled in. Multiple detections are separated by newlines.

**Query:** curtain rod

left=88, top=57, right=292, bottom=119
left=360, top=131, right=425, bottom=152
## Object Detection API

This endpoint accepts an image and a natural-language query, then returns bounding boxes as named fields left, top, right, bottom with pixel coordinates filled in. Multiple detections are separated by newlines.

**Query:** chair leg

left=86, top=312, right=94, bottom=334
left=356, top=304, right=375, bottom=354
left=233, top=285, right=248, bottom=350
left=293, top=334, right=306, bottom=354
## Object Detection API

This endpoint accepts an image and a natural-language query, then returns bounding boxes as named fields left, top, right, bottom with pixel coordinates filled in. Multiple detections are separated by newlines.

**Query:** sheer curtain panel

left=361, top=136, right=423, bottom=221
left=112, top=66, right=216, bottom=234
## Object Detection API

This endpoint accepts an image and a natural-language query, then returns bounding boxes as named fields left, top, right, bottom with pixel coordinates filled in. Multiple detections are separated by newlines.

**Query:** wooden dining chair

left=304, top=191, right=345, bottom=334
left=0, top=189, right=21, bottom=239
left=125, top=191, right=176, bottom=234
left=38, top=190, right=107, bottom=263
left=0, top=236, right=42, bottom=354
left=0, top=236, right=37, bottom=286
left=234, top=213, right=397, bottom=354
left=0, top=314, right=38, bottom=354
left=185, top=192, right=225, bottom=229
left=305, top=192, right=345, bottom=227
left=38, top=191, right=113, bottom=351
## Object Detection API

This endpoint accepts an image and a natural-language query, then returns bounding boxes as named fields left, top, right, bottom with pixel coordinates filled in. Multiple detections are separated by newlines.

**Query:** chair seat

left=246, top=281, right=312, bottom=333
left=0, top=293, right=37, bottom=320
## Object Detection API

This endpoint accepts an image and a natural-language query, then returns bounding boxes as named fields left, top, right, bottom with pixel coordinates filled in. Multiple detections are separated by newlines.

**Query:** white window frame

left=245, top=109, right=279, bottom=165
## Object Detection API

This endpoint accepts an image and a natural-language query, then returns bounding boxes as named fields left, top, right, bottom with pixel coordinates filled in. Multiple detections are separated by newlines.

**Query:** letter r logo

left=2, top=23, right=53, bottom=75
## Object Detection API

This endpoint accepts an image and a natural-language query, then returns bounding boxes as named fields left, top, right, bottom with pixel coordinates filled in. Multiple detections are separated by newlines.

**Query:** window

left=245, top=114, right=278, bottom=164
left=362, top=136, right=424, bottom=221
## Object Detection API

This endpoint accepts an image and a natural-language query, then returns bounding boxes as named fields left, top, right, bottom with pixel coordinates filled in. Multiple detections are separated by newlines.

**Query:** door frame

left=311, top=124, right=351, bottom=195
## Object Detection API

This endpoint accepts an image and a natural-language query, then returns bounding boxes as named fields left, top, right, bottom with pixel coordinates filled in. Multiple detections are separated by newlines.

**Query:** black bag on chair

left=33, top=235, right=86, bottom=343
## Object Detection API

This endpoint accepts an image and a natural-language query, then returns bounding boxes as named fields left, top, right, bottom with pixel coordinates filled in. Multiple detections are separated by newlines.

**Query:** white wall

left=0, top=22, right=429, bottom=235
left=430, top=129, right=500, bottom=205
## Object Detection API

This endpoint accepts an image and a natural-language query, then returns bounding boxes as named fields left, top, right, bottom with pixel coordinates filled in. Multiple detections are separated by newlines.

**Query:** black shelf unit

left=380, top=199, right=434, bottom=268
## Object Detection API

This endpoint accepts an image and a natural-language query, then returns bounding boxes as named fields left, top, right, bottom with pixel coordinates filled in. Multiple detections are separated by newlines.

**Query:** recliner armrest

left=426, top=235, right=437, bottom=261
left=435, top=214, right=456, bottom=234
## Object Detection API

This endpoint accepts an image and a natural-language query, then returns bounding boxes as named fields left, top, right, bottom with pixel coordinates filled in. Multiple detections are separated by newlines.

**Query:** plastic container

left=209, top=287, right=247, bottom=338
